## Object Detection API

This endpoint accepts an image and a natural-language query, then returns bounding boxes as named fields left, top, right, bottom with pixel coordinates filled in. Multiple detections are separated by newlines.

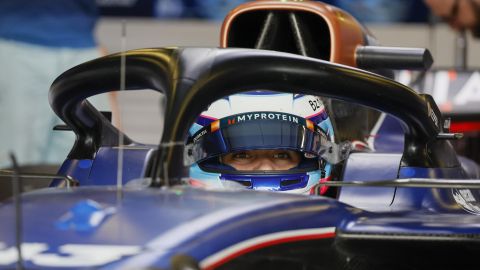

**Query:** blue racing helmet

left=185, top=91, right=348, bottom=195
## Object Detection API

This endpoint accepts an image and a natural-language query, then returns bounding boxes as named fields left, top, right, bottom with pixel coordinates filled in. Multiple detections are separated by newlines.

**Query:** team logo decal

left=452, top=188, right=480, bottom=215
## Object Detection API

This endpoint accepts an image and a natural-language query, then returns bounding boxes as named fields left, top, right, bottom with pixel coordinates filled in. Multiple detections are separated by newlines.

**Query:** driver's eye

left=273, top=152, right=291, bottom=159
left=232, top=152, right=252, bottom=160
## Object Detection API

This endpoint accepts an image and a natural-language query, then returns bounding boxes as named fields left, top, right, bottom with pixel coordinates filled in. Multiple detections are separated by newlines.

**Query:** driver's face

left=221, top=149, right=301, bottom=171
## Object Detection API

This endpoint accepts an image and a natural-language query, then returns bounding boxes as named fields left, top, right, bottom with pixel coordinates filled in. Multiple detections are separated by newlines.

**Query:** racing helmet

left=186, top=91, right=348, bottom=195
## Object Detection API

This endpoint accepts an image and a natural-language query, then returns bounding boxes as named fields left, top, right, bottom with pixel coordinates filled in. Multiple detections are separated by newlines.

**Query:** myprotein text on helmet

left=229, top=112, right=299, bottom=125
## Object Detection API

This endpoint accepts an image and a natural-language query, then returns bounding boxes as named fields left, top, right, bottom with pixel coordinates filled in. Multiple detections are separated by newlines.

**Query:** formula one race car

left=1, top=46, right=480, bottom=269
left=1, top=1, right=480, bottom=270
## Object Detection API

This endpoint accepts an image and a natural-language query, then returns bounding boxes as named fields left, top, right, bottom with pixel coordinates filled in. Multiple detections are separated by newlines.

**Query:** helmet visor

left=186, top=111, right=349, bottom=165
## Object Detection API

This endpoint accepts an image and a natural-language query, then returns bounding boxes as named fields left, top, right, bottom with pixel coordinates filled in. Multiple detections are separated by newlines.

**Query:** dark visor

left=186, top=111, right=335, bottom=164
